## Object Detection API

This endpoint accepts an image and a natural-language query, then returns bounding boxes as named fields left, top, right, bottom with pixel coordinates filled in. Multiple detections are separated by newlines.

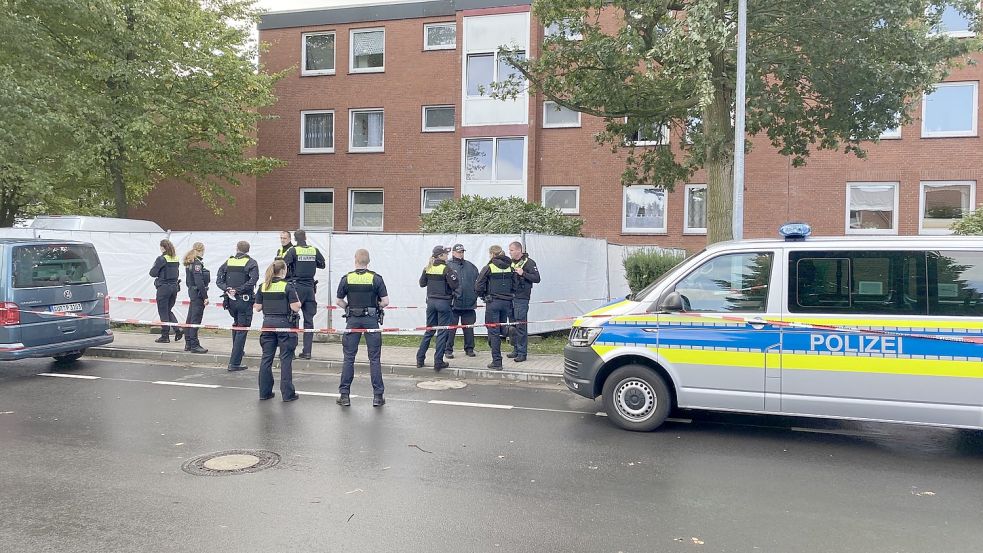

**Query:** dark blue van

left=0, top=239, right=113, bottom=361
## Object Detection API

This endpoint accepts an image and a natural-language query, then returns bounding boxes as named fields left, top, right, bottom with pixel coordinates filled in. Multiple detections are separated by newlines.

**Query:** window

left=933, top=5, right=975, bottom=37
left=674, top=252, right=773, bottom=313
left=12, top=244, right=105, bottom=288
left=424, top=22, right=456, bottom=50
left=465, top=50, right=525, bottom=97
left=920, top=181, right=975, bottom=234
left=299, top=189, right=334, bottom=229
left=788, top=251, right=927, bottom=315
left=623, top=185, right=667, bottom=233
left=931, top=251, right=983, bottom=316
left=684, top=184, right=707, bottom=234
left=685, top=117, right=702, bottom=144
left=349, top=189, right=384, bottom=231
left=300, top=110, right=334, bottom=153
left=846, top=182, right=898, bottom=234
left=349, top=109, right=384, bottom=152
left=302, top=32, right=336, bottom=75
left=542, top=186, right=580, bottom=214
left=421, top=188, right=454, bottom=213
left=464, top=137, right=525, bottom=182
left=543, top=101, right=580, bottom=128
left=627, top=119, right=670, bottom=146
left=880, top=114, right=902, bottom=139
left=922, top=82, right=978, bottom=138
left=544, top=18, right=583, bottom=41
left=422, top=105, right=455, bottom=132
left=350, top=28, right=384, bottom=73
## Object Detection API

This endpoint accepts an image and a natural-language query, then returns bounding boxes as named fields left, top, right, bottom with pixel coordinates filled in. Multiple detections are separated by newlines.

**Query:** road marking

left=152, top=381, right=221, bottom=389
left=297, top=391, right=346, bottom=398
left=428, top=400, right=513, bottom=410
left=513, top=406, right=595, bottom=415
left=38, top=373, right=100, bottom=380
left=595, top=411, right=607, bottom=417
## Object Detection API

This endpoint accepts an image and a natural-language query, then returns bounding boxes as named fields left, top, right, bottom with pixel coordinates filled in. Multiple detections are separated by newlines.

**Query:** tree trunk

left=108, top=149, right=128, bottom=218
left=703, top=49, right=736, bottom=244
left=0, top=181, right=21, bottom=227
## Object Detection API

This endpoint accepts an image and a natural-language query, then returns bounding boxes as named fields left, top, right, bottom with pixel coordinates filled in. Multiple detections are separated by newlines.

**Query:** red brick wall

left=130, top=175, right=256, bottom=231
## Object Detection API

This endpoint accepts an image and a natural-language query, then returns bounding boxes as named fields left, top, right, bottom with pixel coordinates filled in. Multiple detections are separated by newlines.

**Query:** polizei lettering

left=808, top=334, right=902, bottom=355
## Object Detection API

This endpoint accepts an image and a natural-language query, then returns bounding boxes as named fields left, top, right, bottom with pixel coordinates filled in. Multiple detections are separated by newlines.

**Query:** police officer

left=445, top=243, right=479, bottom=359
left=182, top=242, right=209, bottom=354
left=149, top=239, right=183, bottom=344
left=416, top=245, right=459, bottom=371
left=275, top=230, right=293, bottom=260
left=216, top=241, right=259, bottom=372
left=507, top=241, right=541, bottom=362
left=282, top=229, right=326, bottom=359
left=335, top=248, right=390, bottom=407
left=253, top=260, right=302, bottom=402
left=475, top=245, right=516, bottom=370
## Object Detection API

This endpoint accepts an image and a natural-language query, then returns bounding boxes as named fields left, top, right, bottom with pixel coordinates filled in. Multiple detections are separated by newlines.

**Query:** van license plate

left=51, top=303, right=83, bottom=313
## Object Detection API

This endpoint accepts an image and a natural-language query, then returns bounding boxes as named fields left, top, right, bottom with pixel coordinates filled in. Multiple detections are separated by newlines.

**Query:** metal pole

left=732, top=0, right=747, bottom=241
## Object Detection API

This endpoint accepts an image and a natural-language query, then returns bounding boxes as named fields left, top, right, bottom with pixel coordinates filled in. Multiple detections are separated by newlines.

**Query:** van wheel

left=53, top=351, right=85, bottom=363
left=602, top=365, right=671, bottom=432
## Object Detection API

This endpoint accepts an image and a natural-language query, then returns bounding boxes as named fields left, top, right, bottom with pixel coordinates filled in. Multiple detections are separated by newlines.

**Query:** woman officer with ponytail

left=253, top=260, right=302, bottom=402
left=182, top=242, right=209, bottom=354
left=149, top=239, right=183, bottom=343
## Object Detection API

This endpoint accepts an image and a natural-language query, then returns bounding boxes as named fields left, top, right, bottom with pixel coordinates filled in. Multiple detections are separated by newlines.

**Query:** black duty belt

left=346, top=307, right=379, bottom=317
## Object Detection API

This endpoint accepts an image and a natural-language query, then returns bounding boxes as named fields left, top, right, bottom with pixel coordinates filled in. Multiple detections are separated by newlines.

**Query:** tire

left=53, top=350, right=86, bottom=363
left=602, top=364, right=672, bottom=432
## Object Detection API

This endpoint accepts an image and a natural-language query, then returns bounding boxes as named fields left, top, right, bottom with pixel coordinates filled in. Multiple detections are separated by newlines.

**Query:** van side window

left=673, top=252, right=773, bottom=312
left=788, top=251, right=926, bottom=315
left=12, top=245, right=106, bottom=288
left=929, top=251, right=983, bottom=317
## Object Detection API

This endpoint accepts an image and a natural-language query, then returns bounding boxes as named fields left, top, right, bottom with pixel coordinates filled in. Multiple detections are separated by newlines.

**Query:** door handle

left=746, top=318, right=768, bottom=330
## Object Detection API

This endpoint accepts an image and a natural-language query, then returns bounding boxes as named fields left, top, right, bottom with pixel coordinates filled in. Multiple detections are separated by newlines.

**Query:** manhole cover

left=417, top=380, right=467, bottom=390
left=181, top=450, right=280, bottom=476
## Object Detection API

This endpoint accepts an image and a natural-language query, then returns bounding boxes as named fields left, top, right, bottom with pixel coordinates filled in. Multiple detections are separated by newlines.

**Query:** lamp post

left=732, top=0, right=747, bottom=240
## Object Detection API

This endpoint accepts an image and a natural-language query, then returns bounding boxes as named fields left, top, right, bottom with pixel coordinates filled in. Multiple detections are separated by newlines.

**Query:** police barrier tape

left=107, top=295, right=611, bottom=311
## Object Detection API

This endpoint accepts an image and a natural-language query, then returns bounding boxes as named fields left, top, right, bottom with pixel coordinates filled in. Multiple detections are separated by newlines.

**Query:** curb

left=88, top=347, right=564, bottom=384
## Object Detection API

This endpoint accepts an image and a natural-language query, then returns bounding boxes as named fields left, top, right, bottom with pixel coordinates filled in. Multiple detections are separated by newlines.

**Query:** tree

left=951, top=210, right=983, bottom=235
left=0, top=0, right=284, bottom=221
left=495, top=0, right=981, bottom=243
left=420, top=196, right=584, bottom=236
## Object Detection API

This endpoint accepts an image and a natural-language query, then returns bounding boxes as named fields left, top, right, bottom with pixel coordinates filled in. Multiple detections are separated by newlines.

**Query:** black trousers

left=227, top=297, right=253, bottom=368
left=184, top=294, right=205, bottom=348
left=417, top=298, right=451, bottom=364
left=156, top=283, right=179, bottom=338
left=447, top=309, right=476, bottom=353
left=340, top=315, right=384, bottom=396
left=485, top=299, right=511, bottom=364
left=258, top=324, right=297, bottom=399
left=294, top=283, right=317, bottom=356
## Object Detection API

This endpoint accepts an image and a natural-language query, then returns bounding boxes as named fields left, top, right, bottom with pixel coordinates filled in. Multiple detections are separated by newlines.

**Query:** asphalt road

left=1, top=358, right=982, bottom=553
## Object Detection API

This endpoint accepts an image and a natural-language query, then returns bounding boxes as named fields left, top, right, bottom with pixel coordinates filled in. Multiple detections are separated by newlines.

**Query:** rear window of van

left=12, top=244, right=106, bottom=288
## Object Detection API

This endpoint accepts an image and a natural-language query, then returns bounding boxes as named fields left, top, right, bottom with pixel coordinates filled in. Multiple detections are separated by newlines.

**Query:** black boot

left=336, top=394, right=351, bottom=407
left=372, top=395, right=385, bottom=407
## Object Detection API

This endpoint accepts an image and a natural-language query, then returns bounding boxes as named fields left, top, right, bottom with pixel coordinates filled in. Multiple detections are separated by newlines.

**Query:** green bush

left=420, top=195, right=583, bottom=236
left=623, top=249, right=686, bottom=294
left=952, top=210, right=983, bottom=235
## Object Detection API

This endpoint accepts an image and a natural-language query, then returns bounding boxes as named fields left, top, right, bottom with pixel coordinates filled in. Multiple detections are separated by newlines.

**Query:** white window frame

left=299, top=109, right=335, bottom=154
left=845, top=182, right=899, bottom=235
left=541, top=186, right=580, bottom=215
left=879, top=124, right=902, bottom=140
left=921, top=81, right=979, bottom=138
left=422, top=105, right=455, bottom=132
left=423, top=22, right=456, bottom=50
left=348, top=189, right=384, bottom=232
left=461, top=136, right=527, bottom=184
left=544, top=18, right=583, bottom=41
left=542, top=101, right=581, bottom=128
left=349, top=108, right=384, bottom=153
left=683, top=184, right=708, bottom=235
left=622, top=185, right=668, bottom=234
left=298, top=188, right=335, bottom=230
left=301, top=31, right=336, bottom=76
left=919, top=180, right=976, bottom=235
left=349, top=27, right=385, bottom=74
left=465, top=49, right=526, bottom=98
left=625, top=117, right=671, bottom=146
left=421, top=188, right=455, bottom=213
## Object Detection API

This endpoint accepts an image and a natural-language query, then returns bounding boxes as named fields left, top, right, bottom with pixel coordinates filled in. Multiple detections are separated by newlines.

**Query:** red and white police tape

left=107, top=295, right=610, bottom=311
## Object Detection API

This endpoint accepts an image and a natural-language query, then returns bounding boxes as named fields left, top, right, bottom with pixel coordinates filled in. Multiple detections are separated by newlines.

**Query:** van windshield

left=12, top=244, right=106, bottom=288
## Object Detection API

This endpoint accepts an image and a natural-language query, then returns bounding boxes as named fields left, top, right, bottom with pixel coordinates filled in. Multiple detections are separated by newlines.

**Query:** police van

left=564, top=224, right=983, bottom=431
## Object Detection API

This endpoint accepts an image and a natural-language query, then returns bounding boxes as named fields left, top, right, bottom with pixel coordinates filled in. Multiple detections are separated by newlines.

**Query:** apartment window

left=684, top=184, right=707, bottom=234
left=350, top=28, right=385, bottom=73
left=542, top=186, right=580, bottom=214
left=846, top=182, right=898, bottom=234
left=543, top=101, right=581, bottom=128
left=349, top=109, right=384, bottom=152
left=922, top=82, right=978, bottom=138
left=302, top=32, right=335, bottom=75
left=934, top=5, right=975, bottom=37
left=424, top=22, right=456, bottom=50
left=422, top=105, right=455, bottom=132
left=421, top=188, right=454, bottom=213
left=623, top=185, right=667, bottom=233
left=299, top=189, right=334, bottom=229
left=920, top=181, right=975, bottom=234
left=466, top=50, right=525, bottom=97
left=349, top=189, right=384, bottom=231
left=464, top=137, right=525, bottom=183
left=627, top=119, right=670, bottom=146
left=879, top=112, right=902, bottom=139
left=544, top=18, right=583, bottom=41
left=300, top=110, right=334, bottom=153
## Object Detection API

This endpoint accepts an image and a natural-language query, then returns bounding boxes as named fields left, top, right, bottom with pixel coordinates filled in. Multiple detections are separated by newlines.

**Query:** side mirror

left=659, top=291, right=685, bottom=312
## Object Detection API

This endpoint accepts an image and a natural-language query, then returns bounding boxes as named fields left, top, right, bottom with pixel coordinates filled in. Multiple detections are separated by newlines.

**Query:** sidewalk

left=91, top=331, right=566, bottom=383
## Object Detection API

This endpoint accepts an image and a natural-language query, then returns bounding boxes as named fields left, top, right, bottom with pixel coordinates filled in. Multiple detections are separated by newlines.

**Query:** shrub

left=623, top=248, right=686, bottom=294
left=951, top=210, right=983, bottom=235
left=420, top=195, right=583, bottom=236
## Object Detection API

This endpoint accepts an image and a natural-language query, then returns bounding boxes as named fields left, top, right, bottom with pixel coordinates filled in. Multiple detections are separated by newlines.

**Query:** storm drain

left=417, top=380, right=467, bottom=390
left=181, top=449, right=280, bottom=476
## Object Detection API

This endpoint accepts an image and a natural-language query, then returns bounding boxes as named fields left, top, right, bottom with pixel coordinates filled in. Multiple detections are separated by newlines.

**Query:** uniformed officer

left=253, top=260, right=302, bottom=402
left=335, top=248, right=390, bottom=407
left=282, top=229, right=326, bottom=359
left=275, top=230, right=293, bottom=260
left=416, top=245, right=459, bottom=371
left=216, top=241, right=259, bottom=372
left=181, top=242, right=209, bottom=354
left=475, top=245, right=516, bottom=370
left=149, top=239, right=183, bottom=344
left=507, top=241, right=541, bottom=362
left=446, top=243, right=479, bottom=359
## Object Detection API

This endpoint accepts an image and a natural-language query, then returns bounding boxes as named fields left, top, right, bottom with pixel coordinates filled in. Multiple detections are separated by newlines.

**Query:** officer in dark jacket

left=475, top=245, right=516, bottom=369
left=254, top=259, right=302, bottom=402
left=416, top=245, right=459, bottom=371
left=216, top=241, right=259, bottom=372
left=445, top=243, right=479, bottom=358
left=275, top=230, right=293, bottom=260
left=149, top=239, right=183, bottom=344
left=335, top=248, right=390, bottom=407
left=507, top=241, right=541, bottom=362
left=182, top=242, right=209, bottom=354
left=282, top=229, right=326, bottom=359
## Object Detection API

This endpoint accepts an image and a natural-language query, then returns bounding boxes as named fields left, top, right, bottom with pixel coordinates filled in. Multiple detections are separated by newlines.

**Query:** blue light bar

left=779, top=222, right=811, bottom=241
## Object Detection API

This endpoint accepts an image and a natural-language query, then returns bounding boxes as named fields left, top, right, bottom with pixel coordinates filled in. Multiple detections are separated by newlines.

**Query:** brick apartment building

left=133, top=0, right=983, bottom=252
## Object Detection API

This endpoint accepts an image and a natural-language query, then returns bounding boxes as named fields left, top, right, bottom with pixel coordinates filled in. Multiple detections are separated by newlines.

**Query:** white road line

left=38, top=373, right=100, bottom=380
left=595, top=411, right=607, bottom=417
left=297, top=391, right=345, bottom=398
left=513, top=406, right=595, bottom=415
left=428, top=400, right=513, bottom=410
left=152, top=381, right=221, bottom=389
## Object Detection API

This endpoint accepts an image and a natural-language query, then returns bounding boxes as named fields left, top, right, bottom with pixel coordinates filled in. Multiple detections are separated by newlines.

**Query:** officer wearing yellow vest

left=253, top=260, right=302, bottom=402
left=335, top=248, right=390, bottom=407
left=149, top=239, right=183, bottom=344
left=282, top=229, right=326, bottom=359
left=274, top=230, right=293, bottom=260
left=216, top=241, right=259, bottom=372
left=416, top=245, right=459, bottom=371
left=475, top=245, right=516, bottom=369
